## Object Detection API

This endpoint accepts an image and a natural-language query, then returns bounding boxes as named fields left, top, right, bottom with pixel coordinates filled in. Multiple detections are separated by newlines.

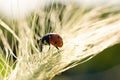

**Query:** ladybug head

left=41, top=35, right=51, bottom=45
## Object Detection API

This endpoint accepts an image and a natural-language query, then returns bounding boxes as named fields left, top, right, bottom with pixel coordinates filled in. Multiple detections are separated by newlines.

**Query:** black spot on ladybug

left=55, top=41, right=57, bottom=44
left=57, top=36, right=60, bottom=39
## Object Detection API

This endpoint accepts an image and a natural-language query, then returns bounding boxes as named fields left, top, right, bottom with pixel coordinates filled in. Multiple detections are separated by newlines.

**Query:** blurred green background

left=54, top=44, right=120, bottom=80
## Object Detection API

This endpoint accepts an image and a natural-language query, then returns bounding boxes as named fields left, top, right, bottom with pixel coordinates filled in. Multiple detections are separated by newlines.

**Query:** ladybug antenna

left=37, top=39, right=41, bottom=44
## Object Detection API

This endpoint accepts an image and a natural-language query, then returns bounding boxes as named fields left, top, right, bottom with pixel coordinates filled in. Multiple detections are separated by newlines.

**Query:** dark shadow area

left=54, top=44, right=120, bottom=80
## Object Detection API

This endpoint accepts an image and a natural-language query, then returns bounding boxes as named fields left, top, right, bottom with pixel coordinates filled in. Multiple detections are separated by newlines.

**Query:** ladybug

left=39, top=33, right=63, bottom=52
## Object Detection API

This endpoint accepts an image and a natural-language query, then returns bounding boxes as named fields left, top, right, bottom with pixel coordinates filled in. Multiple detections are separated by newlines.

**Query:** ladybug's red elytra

left=39, top=33, right=63, bottom=52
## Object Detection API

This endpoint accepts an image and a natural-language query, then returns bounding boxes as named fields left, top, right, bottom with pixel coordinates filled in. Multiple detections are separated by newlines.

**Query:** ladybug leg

left=48, top=45, right=51, bottom=51
left=55, top=46, right=59, bottom=50
left=40, top=44, right=43, bottom=52
left=39, top=39, right=43, bottom=52
left=47, top=44, right=51, bottom=52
